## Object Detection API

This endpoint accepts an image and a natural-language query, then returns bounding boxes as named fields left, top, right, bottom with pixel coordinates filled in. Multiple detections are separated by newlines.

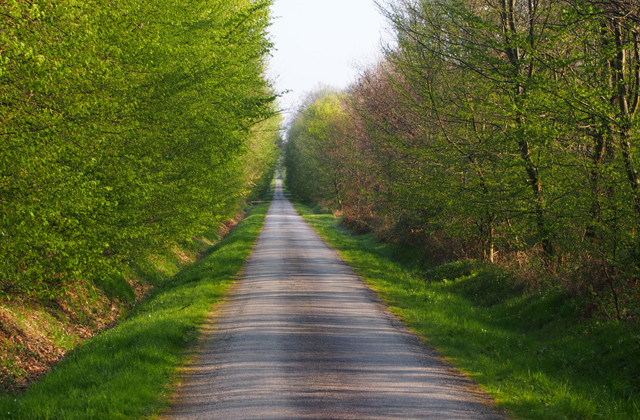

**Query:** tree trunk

left=611, top=19, right=640, bottom=222
left=502, top=0, right=554, bottom=258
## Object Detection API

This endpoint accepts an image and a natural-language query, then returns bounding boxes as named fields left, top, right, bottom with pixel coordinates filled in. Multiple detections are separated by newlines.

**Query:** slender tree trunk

left=586, top=127, right=607, bottom=240
left=611, top=19, right=640, bottom=222
left=502, top=0, right=554, bottom=258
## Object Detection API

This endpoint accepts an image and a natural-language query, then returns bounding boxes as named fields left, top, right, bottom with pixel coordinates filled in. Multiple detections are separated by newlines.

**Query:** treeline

left=285, top=0, right=640, bottom=319
left=1, top=0, right=279, bottom=300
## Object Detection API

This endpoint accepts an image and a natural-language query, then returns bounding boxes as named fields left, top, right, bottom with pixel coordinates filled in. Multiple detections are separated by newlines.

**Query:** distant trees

left=0, top=0, right=279, bottom=300
left=285, top=91, right=349, bottom=206
left=285, top=0, right=640, bottom=318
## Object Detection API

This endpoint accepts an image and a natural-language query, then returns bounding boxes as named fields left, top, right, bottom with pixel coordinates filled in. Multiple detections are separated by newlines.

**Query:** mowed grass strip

left=293, top=202, right=640, bottom=420
left=0, top=203, right=270, bottom=419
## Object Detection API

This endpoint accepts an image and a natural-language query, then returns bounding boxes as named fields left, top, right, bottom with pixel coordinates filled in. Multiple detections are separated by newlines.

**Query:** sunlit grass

left=0, top=203, right=270, bottom=419
left=293, top=202, right=640, bottom=420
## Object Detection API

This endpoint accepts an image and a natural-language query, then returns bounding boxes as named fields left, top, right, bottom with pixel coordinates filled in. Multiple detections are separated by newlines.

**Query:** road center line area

left=165, top=180, right=505, bottom=419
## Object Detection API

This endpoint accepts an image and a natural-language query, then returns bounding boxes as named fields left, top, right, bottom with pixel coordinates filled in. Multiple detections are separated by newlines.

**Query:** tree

left=0, top=0, right=279, bottom=300
left=285, top=91, right=351, bottom=207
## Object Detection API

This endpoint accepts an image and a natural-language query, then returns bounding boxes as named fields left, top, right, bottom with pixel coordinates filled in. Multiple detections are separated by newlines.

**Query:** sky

left=267, top=0, right=392, bottom=124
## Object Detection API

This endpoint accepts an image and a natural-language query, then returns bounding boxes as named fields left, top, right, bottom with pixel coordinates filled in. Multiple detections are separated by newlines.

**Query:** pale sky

left=267, top=0, right=392, bottom=124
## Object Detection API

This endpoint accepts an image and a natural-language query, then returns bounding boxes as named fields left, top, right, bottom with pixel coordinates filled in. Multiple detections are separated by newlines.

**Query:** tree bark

left=502, top=0, right=554, bottom=258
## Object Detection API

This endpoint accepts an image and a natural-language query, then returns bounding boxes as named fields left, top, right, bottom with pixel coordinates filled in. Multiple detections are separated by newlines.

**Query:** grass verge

left=293, top=202, right=640, bottom=420
left=0, top=202, right=270, bottom=419
left=0, top=219, right=239, bottom=392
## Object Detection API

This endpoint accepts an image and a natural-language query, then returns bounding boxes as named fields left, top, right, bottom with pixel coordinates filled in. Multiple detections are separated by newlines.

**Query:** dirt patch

left=0, top=307, right=64, bottom=391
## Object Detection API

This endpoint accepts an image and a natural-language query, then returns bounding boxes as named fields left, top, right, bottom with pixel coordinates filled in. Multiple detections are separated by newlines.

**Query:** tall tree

left=1, top=0, right=279, bottom=300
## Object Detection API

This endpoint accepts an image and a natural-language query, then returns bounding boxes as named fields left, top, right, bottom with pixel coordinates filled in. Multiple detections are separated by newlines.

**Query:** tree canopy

left=285, top=0, right=640, bottom=319
left=1, top=0, right=280, bottom=300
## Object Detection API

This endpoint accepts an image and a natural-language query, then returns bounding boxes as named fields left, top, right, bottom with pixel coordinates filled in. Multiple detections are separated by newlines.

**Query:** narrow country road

left=165, top=180, right=504, bottom=419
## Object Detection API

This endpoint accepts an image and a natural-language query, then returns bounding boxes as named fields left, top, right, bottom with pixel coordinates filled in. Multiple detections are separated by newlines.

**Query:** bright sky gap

left=267, top=0, right=392, bottom=123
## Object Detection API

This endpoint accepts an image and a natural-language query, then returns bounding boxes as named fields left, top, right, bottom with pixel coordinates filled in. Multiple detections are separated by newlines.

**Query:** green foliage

left=284, top=91, right=351, bottom=206
left=0, top=202, right=270, bottom=419
left=93, top=273, right=136, bottom=304
left=0, top=0, right=279, bottom=300
left=294, top=201, right=640, bottom=420
left=284, top=0, right=640, bottom=317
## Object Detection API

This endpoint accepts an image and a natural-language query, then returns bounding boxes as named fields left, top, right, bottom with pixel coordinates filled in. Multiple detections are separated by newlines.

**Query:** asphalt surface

left=165, top=180, right=505, bottom=419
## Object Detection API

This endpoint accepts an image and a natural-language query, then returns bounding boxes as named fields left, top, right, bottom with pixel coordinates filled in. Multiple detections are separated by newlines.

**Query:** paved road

left=166, top=180, right=504, bottom=419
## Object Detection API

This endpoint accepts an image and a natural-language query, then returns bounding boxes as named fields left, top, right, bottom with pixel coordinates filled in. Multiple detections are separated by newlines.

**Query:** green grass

left=293, top=202, right=640, bottom=420
left=94, top=272, right=136, bottom=304
left=0, top=203, right=270, bottom=419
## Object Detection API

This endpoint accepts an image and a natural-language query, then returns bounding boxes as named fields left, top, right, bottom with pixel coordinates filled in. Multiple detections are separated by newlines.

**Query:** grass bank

left=0, top=219, right=241, bottom=393
left=293, top=202, right=640, bottom=420
left=0, top=202, right=270, bottom=419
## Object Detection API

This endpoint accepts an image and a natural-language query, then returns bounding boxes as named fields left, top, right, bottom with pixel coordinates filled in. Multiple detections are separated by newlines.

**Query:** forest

left=1, top=0, right=279, bottom=301
left=285, top=0, right=640, bottom=319
left=1, top=0, right=279, bottom=388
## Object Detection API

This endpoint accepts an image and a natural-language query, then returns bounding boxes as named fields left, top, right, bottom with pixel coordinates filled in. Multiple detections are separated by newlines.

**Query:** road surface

left=165, top=180, right=504, bottom=419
